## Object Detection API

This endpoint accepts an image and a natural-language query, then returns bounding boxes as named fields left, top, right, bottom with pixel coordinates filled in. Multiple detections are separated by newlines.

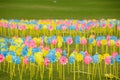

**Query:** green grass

left=1, top=62, right=119, bottom=80
left=0, top=0, right=120, bottom=19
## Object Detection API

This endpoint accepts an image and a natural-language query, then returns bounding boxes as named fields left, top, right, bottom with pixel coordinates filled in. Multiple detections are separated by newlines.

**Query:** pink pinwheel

left=108, top=24, right=113, bottom=28
left=75, top=25, right=79, bottom=31
left=18, top=25, right=26, bottom=30
left=51, top=39, right=57, bottom=45
left=59, top=56, right=67, bottom=65
left=24, top=40, right=29, bottom=46
left=85, top=51, right=90, bottom=56
left=44, top=58, right=50, bottom=66
left=40, top=44, right=44, bottom=49
left=40, top=39, right=44, bottom=46
left=3, top=23, right=8, bottom=28
left=101, top=23, right=106, bottom=28
left=73, top=50, right=77, bottom=52
left=22, top=25, right=26, bottom=30
left=81, top=39, right=87, bottom=45
left=23, top=57, right=28, bottom=65
left=10, top=24, right=16, bottom=29
left=97, top=40, right=101, bottom=47
left=14, top=36, right=18, bottom=39
left=44, top=46, right=50, bottom=51
left=66, top=22, right=71, bottom=26
left=84, top=56, right=92, bottom=64
left=91, top=23, right=95, bottom=27
left=18, top=25, right=22, bottom=30
left=107, top=40, right=111, bottom=46
left=81, top=24, right=85, bottom=30
left=25, top=39, right=36, bottom=48
left=0, top=22, right=2, bottom=26
left=34, top=25, right=39, bottom=30
left=105, top=57, right=111, bottom=65
left=116, top=40, right=120, bottom=47
left=25, top=36, right=31, bottom=41
left=107, top=35, right=110, bottom=41
left=56, top=48, right=62, bottom=54
left=86, top=27, right=90, bottom=30
left=0, top=54, right=4, bottom=63
left=56, top=21, right=59, bottom=25
left=117, top=25, right=120, bottom=30
left=62, top=26, right=67, bottom=30
left=112, top=52, right=118, bottom=59
left=29, top=40, right=36, bottom=48
left=66, top=38, right=73, bottom=45
left=48, top=26, right=53, bottom=31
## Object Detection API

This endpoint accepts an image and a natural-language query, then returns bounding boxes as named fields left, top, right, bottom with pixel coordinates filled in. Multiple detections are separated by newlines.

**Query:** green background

left=0, top=0, right=120, bottom=19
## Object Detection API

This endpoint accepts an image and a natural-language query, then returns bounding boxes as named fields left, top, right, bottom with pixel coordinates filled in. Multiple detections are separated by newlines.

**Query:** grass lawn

left=0, top=61, right=119, bottom=80
left=0, top=0, right=120, bottom=19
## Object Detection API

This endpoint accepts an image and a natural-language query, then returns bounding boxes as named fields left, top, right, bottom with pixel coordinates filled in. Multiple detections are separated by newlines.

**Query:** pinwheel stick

left=10, top=63, right=13, bottom=80
left=20, top=63, right=24, bottom=80
left=17, top=64, right=22, bottom=80
left=74, top=62, right=76, bottom=80
left=87, top=65, right=89, bottom=80
left=67, top=45, right=70, bottom=74
left=92, top=64, right=95, bottom=80
left=40, top=65, right=43, bottom=80
left=3, top=60, right=6, bottom=72
left=0, top=63, right=1, bottom=71
left=63, top=65, right=65, bottom=80
left=7, top=62, right=10, bottom=73
left=58, top=64, right=61, bottom=78
left=105, top=64, right=107, bottom=79
left=116, top=63, right=118, bottom=78
left=49, top=63, right=53, bottom=80
left=98, top=63, right=101, bottom=80
left=49, top=65, right=51, bottom=80
left=82, top=45, right=85, bottom=77
left=57, top=61, right=59, bottom=71
left=35, top=65, right=39, bottom=80
left=77, top=62, right=80, bottom=79
left=51, top=63, right=53, bottom=80
left=41, top=64, right=44, bottom=80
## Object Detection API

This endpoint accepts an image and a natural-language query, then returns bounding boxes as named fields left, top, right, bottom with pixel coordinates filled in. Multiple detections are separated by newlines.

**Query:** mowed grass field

left=0, top=0, right=120, bottom=19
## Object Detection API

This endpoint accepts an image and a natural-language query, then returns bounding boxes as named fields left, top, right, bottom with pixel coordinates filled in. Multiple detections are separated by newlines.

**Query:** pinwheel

left=44, top=58, right=50, bottom=66
left=0, top=54, right=4, bottom=63
left=34, top=52, right=44, bottom=65
left=75, top=53, right=83, bottom=62
left=115, top=40, right=120, bottom=47
left=59, top=56, right=68, bottom=65
left=75, top=36, right=80, bottom=44
left=12, top=56, right=21, bottom=64
left=81, top=37, right=87, bottom=45
left=116, top=55, right=120, bottom=62
left=68, top=56, right=75, bottom=64
left=84, top=56, right=92, bottom=64
left=112, top=52, right=118, bottom=59
left=23, top=57, right=28, bottom=65
left=28, top=55, right=35, bottom=63
left=92, top=53, right=99, bottom=63
left=62, top=50, right=67, bottom=56
left=21, top=46, right=28, bottom=56
left=105, top=57, right=111, bottom=65
left=66, top=37, right=73, bottom=45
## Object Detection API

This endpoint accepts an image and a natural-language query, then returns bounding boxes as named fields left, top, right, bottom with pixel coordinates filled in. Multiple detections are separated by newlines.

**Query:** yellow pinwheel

left=75, top=53, right=83, bottom=62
